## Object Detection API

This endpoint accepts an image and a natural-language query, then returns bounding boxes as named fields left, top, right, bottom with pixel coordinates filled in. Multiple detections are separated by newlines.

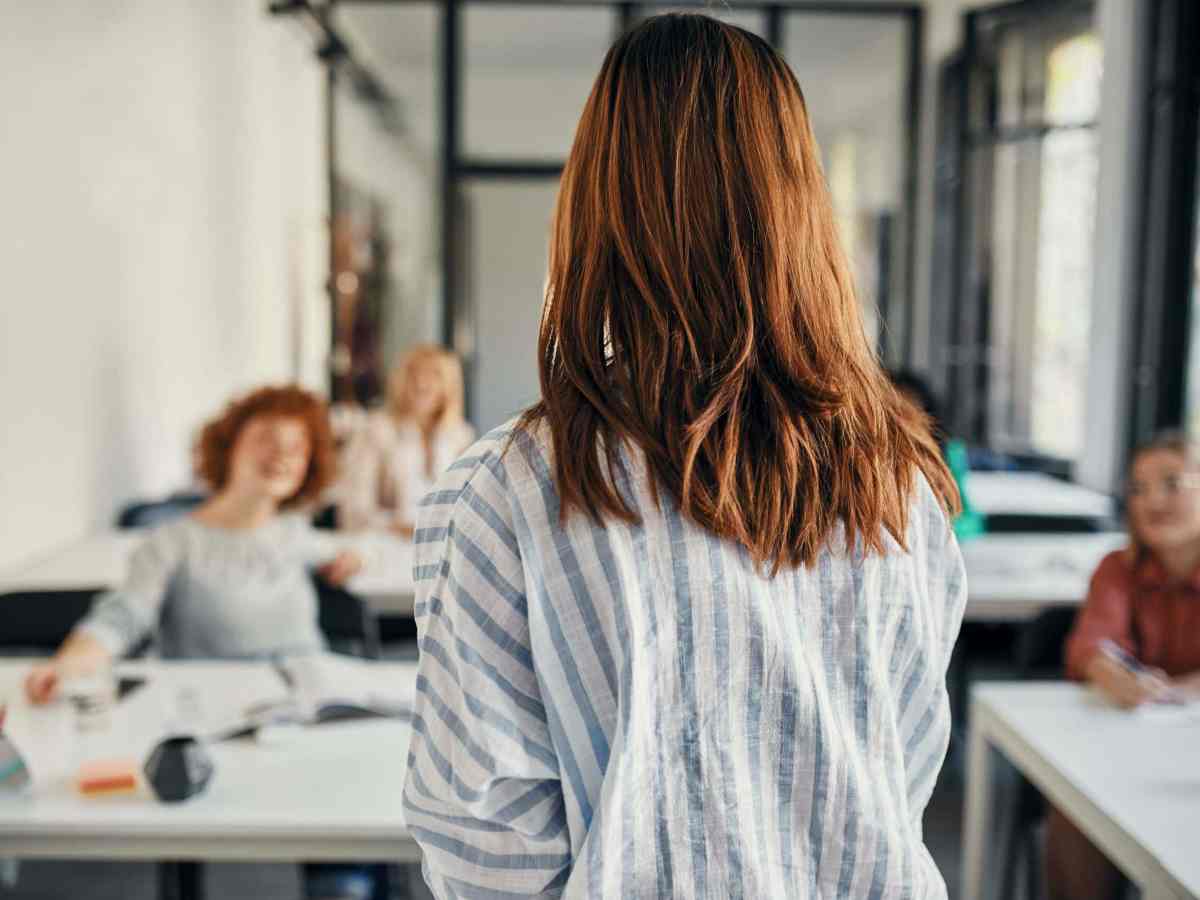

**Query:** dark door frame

left=284, top=0, right=926, bottom=398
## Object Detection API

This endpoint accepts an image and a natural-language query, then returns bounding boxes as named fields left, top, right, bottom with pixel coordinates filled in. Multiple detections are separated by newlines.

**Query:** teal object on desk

left=946, top=439, right=986, bottom=541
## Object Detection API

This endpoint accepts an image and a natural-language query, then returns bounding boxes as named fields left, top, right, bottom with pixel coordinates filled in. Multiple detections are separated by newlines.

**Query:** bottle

left=946, top=438, right=986, bottom=541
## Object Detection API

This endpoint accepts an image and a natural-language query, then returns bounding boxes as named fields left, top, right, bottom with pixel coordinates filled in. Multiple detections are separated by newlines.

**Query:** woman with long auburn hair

left=404, top=14, right=964, bottom=898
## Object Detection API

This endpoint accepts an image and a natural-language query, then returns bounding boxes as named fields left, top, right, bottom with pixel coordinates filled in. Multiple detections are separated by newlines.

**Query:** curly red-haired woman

left=25, top=385, right=381, bottom=899
left=25, top=384, right=358, bottom=701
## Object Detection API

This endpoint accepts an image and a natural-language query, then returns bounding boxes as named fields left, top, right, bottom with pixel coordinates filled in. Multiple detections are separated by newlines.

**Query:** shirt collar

left=1134, top=552, right=1200, bottom=591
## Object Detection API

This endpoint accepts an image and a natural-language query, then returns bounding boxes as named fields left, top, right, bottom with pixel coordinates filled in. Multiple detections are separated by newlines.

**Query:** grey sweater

left=77, top=516, right=355, bottom=660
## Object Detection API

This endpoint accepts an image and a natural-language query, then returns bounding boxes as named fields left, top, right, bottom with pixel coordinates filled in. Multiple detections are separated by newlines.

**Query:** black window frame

left=275, top=0, right=926, bottom=404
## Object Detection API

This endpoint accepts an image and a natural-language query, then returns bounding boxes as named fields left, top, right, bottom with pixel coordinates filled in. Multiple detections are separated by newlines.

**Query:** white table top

left=0, top=659, right=420, bottom=862
left=0, top=529, right=415, bottom=617
left=968, top=471, right=1115, bottom=520
left=960, top=531, right=1127, bottom=621
left=1, top=524, right=1128, bottom=626
left=965, top=682, right=1200, bottom=900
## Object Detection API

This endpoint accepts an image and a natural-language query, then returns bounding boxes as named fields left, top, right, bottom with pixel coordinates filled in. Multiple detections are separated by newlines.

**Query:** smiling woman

left=194, top=385, right=337, bottom=511
left=24, top=385, right=363, bottom=697
left=22, top=383, right=383, bottom=900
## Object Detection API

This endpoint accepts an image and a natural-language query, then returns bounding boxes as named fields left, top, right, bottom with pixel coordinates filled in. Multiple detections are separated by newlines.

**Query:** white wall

left=0, top=1, right=326, bottom=569
left=911, top=0, right=1148, bottom=491
left=468, top=181, right=558, bottom=432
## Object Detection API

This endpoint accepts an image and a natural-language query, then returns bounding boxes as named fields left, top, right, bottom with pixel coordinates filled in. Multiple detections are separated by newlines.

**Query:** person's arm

left=291, top=519, right=370, bottom=586
left=907, top=483, right=968, bottom=830
left=337, top=423, right=396, bottom=532
left=25, top=529, right=180, bottom=704
left=402, top=456, right=571, bottom=899
left=1174, top=670, right=1200, bottom=695
left=1065, top=552, right=1171, bottom=708
left=24, top=631, right=114, bottom=704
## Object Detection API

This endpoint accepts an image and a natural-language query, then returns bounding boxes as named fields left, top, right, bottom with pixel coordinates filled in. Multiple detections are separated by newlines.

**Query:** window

left=1029, top=33, right=1102, bottom=458
left=783, top=14, right=911, bottom=360
left=936, top=0, right=1101, bottom=465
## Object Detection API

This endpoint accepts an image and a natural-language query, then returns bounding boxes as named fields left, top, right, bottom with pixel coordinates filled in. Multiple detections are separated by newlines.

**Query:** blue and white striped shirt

left=403, top=421, right=966, bottom=899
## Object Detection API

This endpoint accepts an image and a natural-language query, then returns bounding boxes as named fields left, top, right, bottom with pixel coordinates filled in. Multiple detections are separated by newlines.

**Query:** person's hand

left=1171, top=670, right=1200, bottom=700
left=1086, top=655, right=1172, bottom=709
left=318, top=550, right=364, bottom=586
left=24, top=663, right=62, bottom=705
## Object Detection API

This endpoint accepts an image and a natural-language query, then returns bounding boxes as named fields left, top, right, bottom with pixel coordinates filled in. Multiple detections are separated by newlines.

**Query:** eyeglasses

left=1127, top=472, right=1200, bottom=500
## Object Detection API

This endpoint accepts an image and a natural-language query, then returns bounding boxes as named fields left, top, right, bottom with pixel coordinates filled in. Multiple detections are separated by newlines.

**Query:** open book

left=208, top=654, right=415, bottom=740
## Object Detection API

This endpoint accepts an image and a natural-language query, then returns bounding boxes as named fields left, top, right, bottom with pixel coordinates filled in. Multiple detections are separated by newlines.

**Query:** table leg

left=961, top=712, right=994, bottom=900
left=158, top=860, right=203, bottom=900
left=1142, top=883, right=1182, bottom=900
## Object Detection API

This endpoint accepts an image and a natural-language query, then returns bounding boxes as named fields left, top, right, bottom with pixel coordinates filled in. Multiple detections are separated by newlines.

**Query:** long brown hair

left=520, top=13, right=958, bottom=571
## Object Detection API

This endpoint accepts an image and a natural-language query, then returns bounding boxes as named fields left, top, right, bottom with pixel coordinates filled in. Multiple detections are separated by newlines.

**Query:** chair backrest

left=312, top=575, right=381, bottom=659
left=116, top=493, right=206, bottom=529
left=1014, top=606, right=1079, bottom=678
left=0, top=590, right=98, bottom=653
left=983, top=513, right=1114, bottom=534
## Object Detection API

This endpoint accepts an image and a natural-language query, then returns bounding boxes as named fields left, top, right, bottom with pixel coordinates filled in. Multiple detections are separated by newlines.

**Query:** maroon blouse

left=1065, top=549, right=1200, bottom=680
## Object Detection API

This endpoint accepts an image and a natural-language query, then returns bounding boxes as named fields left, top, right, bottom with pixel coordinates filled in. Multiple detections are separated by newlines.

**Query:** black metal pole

left=766, top=5, right=784, bottom=49
left=326, top=63, right=341, bottom=400
left=618, top=2, right=638, bottom=33
left=157, top=861, right=202, bottom=900
left=440, top=0, right=461, bottom=351
left=948, top=13, right=974, bottom=439
left=901, top=5, right=924, bottom=369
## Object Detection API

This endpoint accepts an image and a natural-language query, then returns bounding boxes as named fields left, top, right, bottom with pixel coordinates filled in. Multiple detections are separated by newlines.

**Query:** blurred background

left=5, top=0, right=1195, bottom=572
left=1, top=2, right=1198, bottom=899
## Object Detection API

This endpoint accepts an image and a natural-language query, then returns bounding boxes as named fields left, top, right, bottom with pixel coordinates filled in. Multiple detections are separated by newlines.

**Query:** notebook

left=207, top=654, right=415, bottom=740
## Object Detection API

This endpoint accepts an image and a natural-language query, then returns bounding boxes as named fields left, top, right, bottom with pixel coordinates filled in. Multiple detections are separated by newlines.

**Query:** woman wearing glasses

left=1048, top=431, right=1200, bottom=900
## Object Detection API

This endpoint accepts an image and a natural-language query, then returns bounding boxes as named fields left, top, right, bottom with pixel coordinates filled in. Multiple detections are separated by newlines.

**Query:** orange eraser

left=76, top=759, right=139, bottom=796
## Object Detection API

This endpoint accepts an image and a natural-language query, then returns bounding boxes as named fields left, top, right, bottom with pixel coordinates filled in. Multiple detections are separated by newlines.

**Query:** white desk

left=962, top=682, right=1200, bottom=900
left=961, top=531, right=1127, bottom=622
left=0, top=530, right=415, bottom=617
left=968, top=471, right=1115, bottom=521
left=0, top=659, right=420, bottom=864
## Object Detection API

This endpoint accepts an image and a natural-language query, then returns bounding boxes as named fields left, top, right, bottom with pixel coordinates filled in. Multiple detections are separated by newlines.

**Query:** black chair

left=998, top=606, right=1079, bottom=900
left=984, top=513, right=1114, bottom=534
left=313, top=575, right=382, bottom=660
left=116, top=493, right=206, bottom=529
left=0, top=590, right=98, bottom=655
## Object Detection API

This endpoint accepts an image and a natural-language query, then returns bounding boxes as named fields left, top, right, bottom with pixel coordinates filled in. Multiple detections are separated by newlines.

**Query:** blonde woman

left=338, top=345, right=475, bottom=536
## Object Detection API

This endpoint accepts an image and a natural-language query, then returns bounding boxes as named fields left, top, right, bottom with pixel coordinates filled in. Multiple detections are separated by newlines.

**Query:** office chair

left=313, top=575, right=382, bottom=660
left=984, top=513, right=1113, bottom=533
left=115, top=493, right=206, bottom=529
left=998, top=605, right=1079, bottom=900
left=0, top=589, right=154, bottom=659
left=0, top=590, right=98, bottom=655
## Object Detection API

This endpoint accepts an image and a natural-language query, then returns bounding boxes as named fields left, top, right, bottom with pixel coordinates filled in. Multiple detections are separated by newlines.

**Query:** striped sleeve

left=403, top=436, right=572, bottom=899
left=899, top=477, right=968, bottom=836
